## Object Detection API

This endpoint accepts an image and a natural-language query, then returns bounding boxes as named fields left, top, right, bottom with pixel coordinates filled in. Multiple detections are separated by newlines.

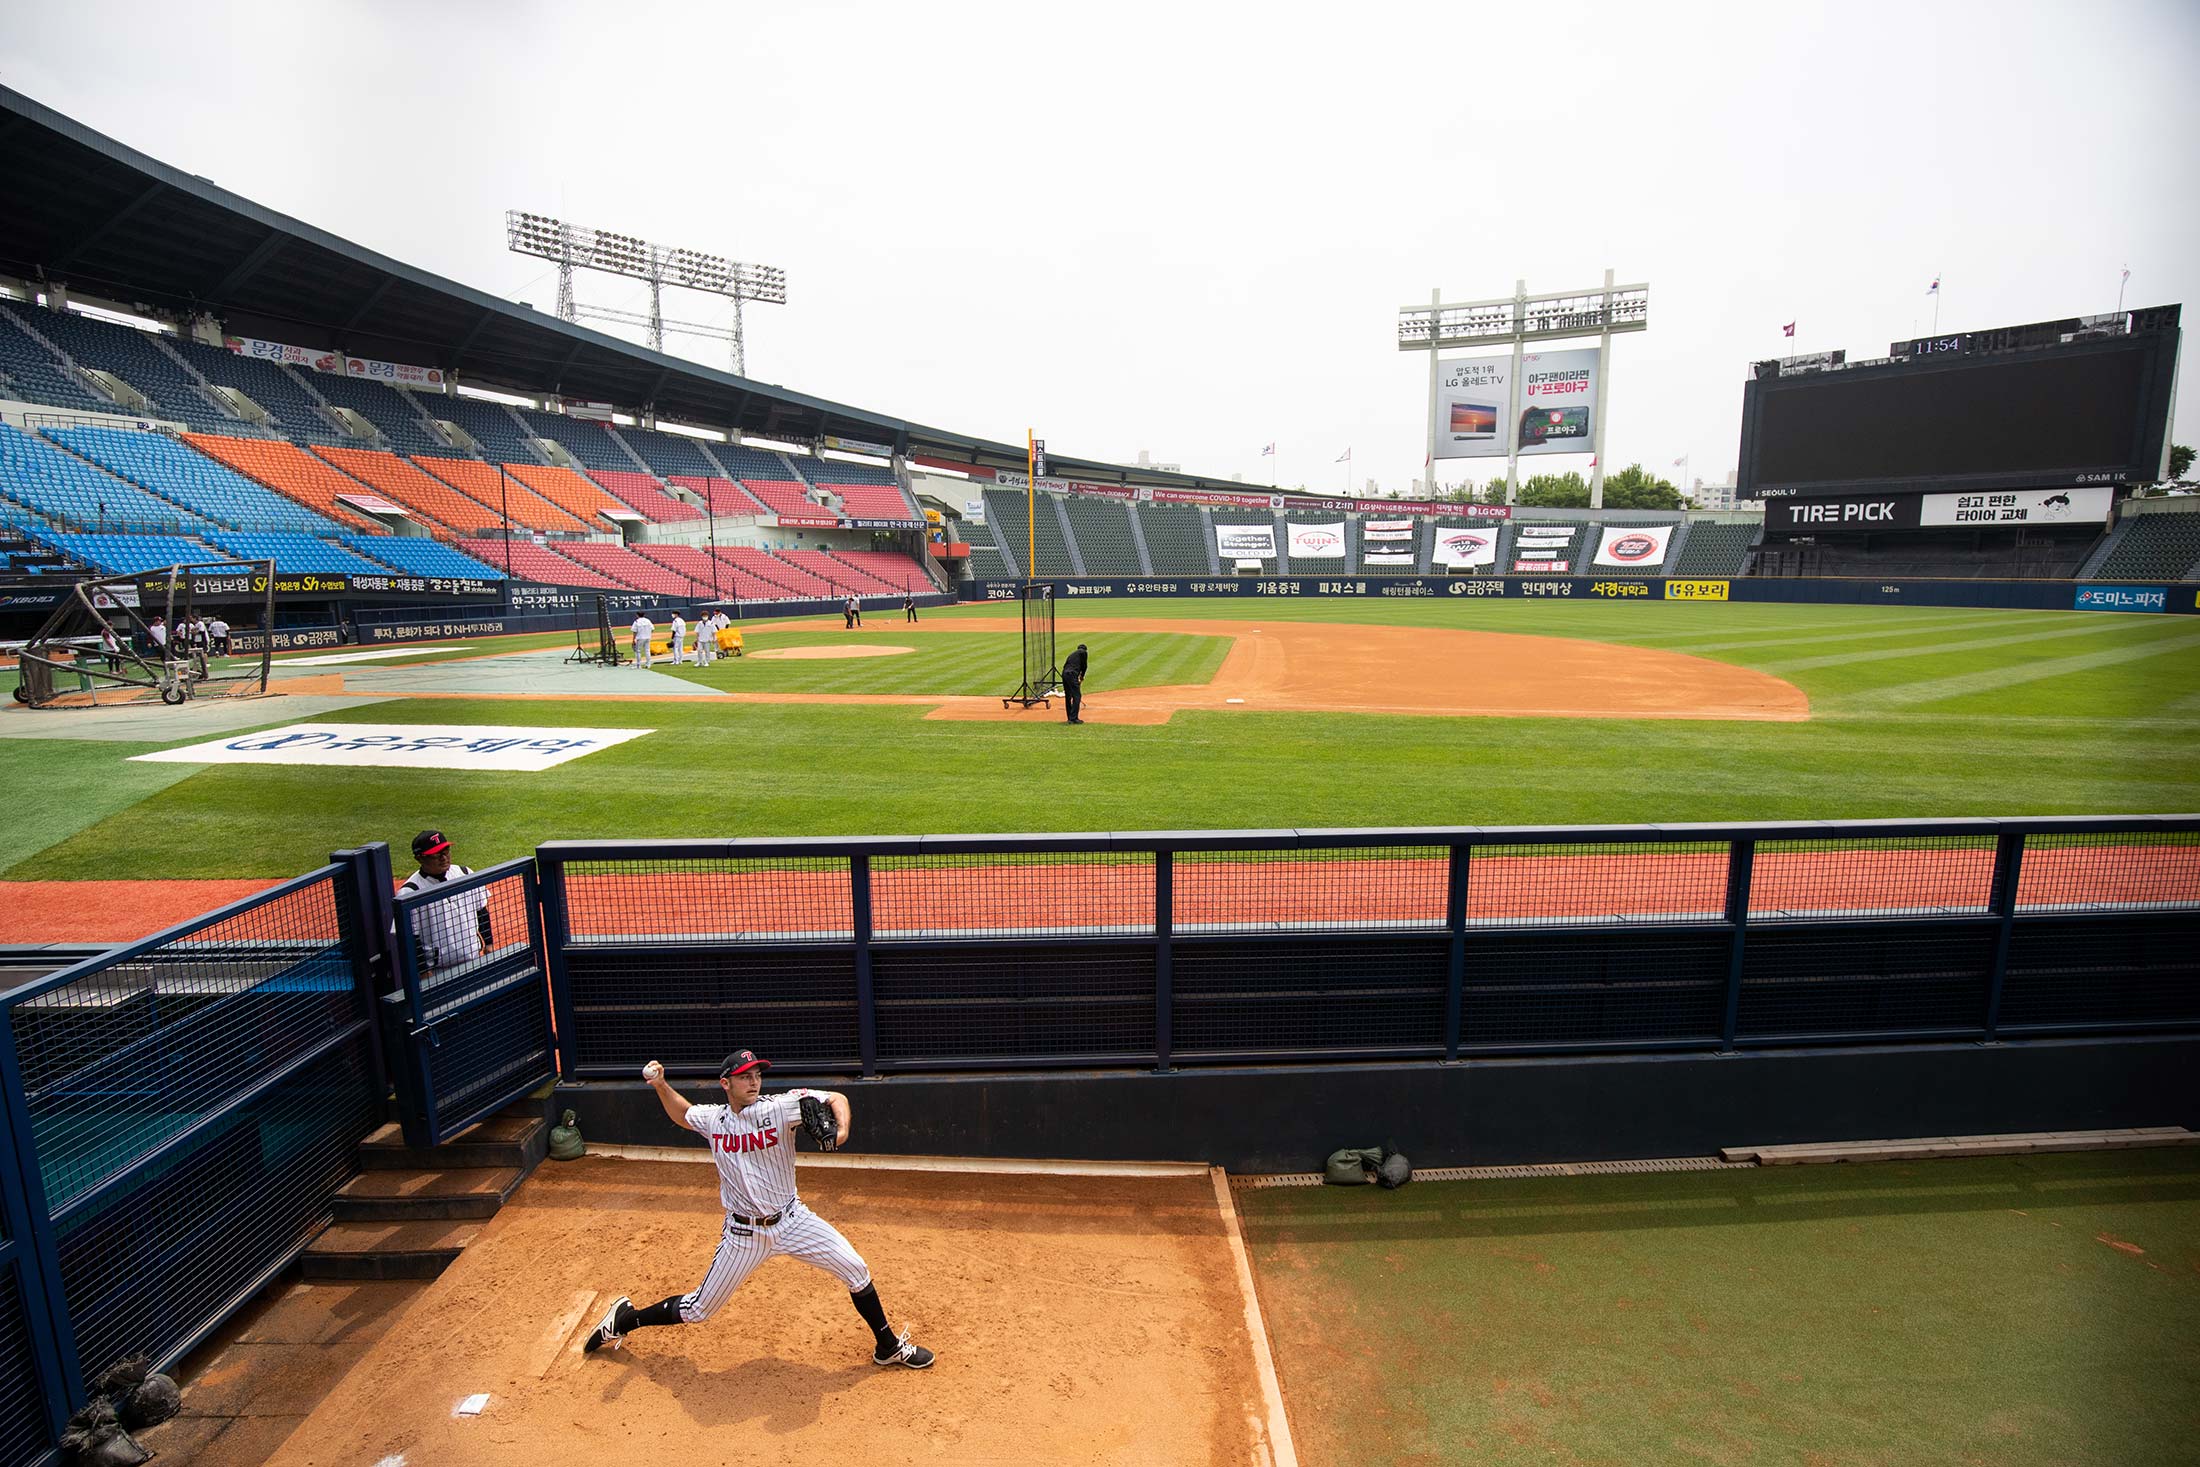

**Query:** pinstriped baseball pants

left=678, top=1200, right=871, bottom=1323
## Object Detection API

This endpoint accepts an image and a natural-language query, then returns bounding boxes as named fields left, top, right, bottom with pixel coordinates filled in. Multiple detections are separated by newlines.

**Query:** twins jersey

left=686, top=1090, right=833, bottom=1217
left=397, top=865, right=488, bottom=969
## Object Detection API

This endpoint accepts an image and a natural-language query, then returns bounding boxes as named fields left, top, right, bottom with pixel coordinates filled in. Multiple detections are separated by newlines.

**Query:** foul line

left=584, top=1143, right=1209, bottom=1178
left=1211, top=1165, right=1299, bottom=1467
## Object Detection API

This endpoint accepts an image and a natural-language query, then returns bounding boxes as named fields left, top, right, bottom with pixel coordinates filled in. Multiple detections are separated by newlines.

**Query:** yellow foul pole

left=1026, top=428, right=1036, bottom=582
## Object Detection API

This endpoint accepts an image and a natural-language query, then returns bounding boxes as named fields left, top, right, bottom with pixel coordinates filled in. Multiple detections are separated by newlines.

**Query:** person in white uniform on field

left=693, top=608, right=716, bottom=667
left=394, top=829, right=491, bottom=977
left=670, top=610, right=688, bottom=664
left=583, top=1048, right=935, bottom=1370
left=630, top=612, right=655, bottom=669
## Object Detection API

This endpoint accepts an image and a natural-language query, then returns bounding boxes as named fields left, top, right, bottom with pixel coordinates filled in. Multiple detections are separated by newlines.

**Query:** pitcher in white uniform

left=583, top=1047, right=935, bottom=1369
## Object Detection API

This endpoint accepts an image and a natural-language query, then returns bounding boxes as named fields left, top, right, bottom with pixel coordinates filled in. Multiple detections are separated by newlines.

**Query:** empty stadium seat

left=742, top=478, right=833, bottom=520
left=182, top=434, right=385, bottom=532
left=1671, top=522, right=1760, bottom=577
left=337, top=535, right=505, bottom=580
left=829, top=549, right=931, bottom=591
left=171, top=340, right=345, bottom=443
left=310, top=372, right=459, bottom=458
left=455, top=538, right=622, bottom=587
left=2091, top=514, right=2200, bottom=581
left=312, top=445, right=500, bottom=535
left=556, top=542, right=706, bottom=596
left=614, top=424, right=724, bottom=479
left=46, top=425, right=345, bottom=534
left=715, top=445, right=800, bottom=481
left=415, top=458, right=594, bottom=535
left=1133, top=502, right=1210, bottom=576
left=3, top=303, right=239, bottom=431
left=591, top=469, right=705, bottom=522
left=0, top=422, right=214, bottom=532
left=1060, top=496, right=1141, bottom=575
left=39, top=532, right=235, bottom=576
left=199, top=532, right=391, bottom=575
left=0, top=306, right=116, bottom=413
left=982, top=488, right=1075, bottom=575
left=513, top=407, right=637, bottom=474
left=800, top=457, right=898, bottom=485
left=826, top=483, right=917, bottom=520
left=670, top=476, right=766, bottom=516
left=434, top=395, right=540, bottom=463
left=506, top=462, right=634, bottom=527
left=631, top=543, right=731, bottom=594
left=725, top=547, right=833, bottom=596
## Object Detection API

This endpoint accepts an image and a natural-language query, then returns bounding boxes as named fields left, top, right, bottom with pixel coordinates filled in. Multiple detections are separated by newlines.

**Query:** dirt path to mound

left=260, top=1160, right=1268, bottom=1467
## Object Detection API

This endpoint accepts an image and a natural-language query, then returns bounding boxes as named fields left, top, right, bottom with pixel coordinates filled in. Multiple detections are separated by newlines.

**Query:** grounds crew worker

left=396, top=830, right=492, bottom=977
left=1061, top=642, right=1088, bottom=724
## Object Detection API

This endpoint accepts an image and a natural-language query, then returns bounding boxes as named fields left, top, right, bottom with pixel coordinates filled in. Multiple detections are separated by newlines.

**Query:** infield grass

left=1237, top=1149, right=2200, bottom=1467
left=2, top=598, right=2194, bottom=881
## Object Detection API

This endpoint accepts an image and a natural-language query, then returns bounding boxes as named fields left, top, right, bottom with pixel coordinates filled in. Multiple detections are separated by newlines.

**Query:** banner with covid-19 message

left=1436, top=348, right=1600, bottom=461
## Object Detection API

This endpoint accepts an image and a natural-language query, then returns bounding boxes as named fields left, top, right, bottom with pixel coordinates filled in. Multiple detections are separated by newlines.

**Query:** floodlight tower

left=505, top=211, right=788, bottom=377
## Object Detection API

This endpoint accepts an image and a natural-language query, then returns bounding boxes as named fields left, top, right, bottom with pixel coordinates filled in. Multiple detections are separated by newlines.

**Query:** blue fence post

left=1154, top=850, right=1173, bottom=1073
left=1983, top=829, right=2025, bottom=1040
left=1721, top=839, right=1756, bottom=1050
left=1444, top=841, right=1469, bottom=1061
left=331, top=843, right=395, bottom=1088
left=852, top=855, right=878, bottom=1078
left=536, top=851, right=583, bottom=1079
left=0, top=1008, right=86, bottom=1425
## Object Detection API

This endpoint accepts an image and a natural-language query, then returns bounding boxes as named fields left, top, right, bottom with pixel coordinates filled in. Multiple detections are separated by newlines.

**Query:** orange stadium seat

left=181, top=433, right=385, bottom=532
left=415, top=458, right=595, bottom=535
left=311, top=445, right=501, bottom=535
left=506, top=462, right=633, bottom=528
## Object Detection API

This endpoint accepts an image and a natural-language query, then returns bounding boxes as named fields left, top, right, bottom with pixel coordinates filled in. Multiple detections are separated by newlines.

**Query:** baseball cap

left=412, top=830, right=451, bottom=858
left=718, top=1049, right=771, bottom=1077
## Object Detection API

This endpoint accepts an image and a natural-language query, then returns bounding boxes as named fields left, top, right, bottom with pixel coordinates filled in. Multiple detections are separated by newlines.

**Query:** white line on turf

left=273, top=647, right=470, bottom=665
left=1211, top=1166, right=1298, bottom=1467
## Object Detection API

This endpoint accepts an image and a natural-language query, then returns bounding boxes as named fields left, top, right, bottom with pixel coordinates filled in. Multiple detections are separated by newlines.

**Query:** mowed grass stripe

left=1842, top=626, right=2200, bottom=709
left=1759, top=615, right=2175, bottom=671
left=1637, top=611, right=2085, bottom=655
left=657, top=630, right=1227, bottom=696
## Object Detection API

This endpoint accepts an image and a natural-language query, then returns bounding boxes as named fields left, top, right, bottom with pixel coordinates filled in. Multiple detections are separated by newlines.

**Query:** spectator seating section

left=1284, top=514, right=1353, bottom=575
left=0, top=306, right=117, bottom=413
left=723, top=547, right=831, bottom=596
left=826, top=483, right=917, bottom=520
left=513, top=408, right=635, bottom=474
left=455, top=539, right=621, bottom=588
left=982, top=488, right=1075, bottom=575
left=1755, top=531, right=2100, bottom=580
left=4, top=304, right=236, bottom=431
left=46, top=425, right=345, bottom=535
left=829, top=550, right=929, bottom=591
left=0, top=423, right=213, bottom=532
left=171, top=340, right=342, bottom=443
left=798, top=457, right=897, bottom=485
left=181, top=434, right=385, bottom=532
left=310, top=373, right=458, bottom=458
left=1670, top=522, right=1759, bottom=577
left=336, top=535, right=504, bottom=580
left=199, top=532, right=391, bottom=575
left=775, top=549, right=881, bottom=595
left=741, top=478, right=832, bottom=520
left=1133, top=501, right=1211, bottom=575
left=1062, top=495, right=1142, bottom=575
left=506, top=462, right=633, bottom=527
left=613, top=424, right=723, bottom=479
left=716, top=445, right=799, bottom=481
left=590, top=469, right=705, bottom=522
left=670, top=476, right=767, bottom=517
left=963, top=544, right=1012, bottom=581
left=312, top=446, right=498, bottom=535
left=631, top=544, right=731, bottom=595
left=2090, top=514, right=2200, bottom=581
left=435, top=395, right=540, bottom=463
left=556, top=542, right=710, bottom=596
left=415, top=458, right=594, bottom=535
left=41, top=533, right=241, bottom=576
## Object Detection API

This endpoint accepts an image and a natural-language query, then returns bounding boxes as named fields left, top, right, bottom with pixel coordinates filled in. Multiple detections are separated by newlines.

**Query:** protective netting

left=1748, top=837, right=1999, bottom=920
left=1736, top=923, right=1996, bottom=1037
left=871, top=851, right=1154, bottom=939
left=1173, top=847, right=1447, bottom=933
left=873, top=945, right=1157, bottom=1063
left=558, top=858, right=853, bottom=944
left=2013, top=833, right=2200, bottom=912
left=1465, top=842, right=1729, bottom=924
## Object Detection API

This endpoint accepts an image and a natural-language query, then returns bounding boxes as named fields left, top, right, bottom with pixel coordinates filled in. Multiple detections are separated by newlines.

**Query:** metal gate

left=389, top=859, right=556, bottom=1147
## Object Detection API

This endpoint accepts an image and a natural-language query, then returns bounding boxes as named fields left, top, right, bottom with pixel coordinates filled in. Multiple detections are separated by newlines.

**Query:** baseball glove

left=798, top=1094, right=838, bottom=1152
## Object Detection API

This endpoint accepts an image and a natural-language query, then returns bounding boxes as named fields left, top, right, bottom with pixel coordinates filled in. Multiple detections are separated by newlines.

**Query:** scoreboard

left=1737, top=306, right=2180, bottom=498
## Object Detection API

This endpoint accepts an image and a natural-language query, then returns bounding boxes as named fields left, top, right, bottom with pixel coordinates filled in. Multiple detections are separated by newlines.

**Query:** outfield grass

left=2, top=599, right=2195, bottom=881
left=1238, top=1150, right=2200, bottom=1467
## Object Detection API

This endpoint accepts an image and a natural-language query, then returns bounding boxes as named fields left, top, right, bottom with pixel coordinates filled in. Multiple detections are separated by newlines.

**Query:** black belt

left=729, top=1208, right=786, bottom=1227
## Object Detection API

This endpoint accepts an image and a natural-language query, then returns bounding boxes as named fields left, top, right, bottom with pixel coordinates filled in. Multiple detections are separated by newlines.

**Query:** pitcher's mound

left=750, top=645, right=916, bottom=660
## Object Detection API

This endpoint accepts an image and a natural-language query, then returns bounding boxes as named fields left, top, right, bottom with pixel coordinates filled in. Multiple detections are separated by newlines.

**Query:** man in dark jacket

left=1061, top=643, right=1088, bottom=724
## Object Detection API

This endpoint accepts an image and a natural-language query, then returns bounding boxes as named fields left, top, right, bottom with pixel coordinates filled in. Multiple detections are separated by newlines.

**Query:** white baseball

left=642, top=1061, right=664, bottom=1083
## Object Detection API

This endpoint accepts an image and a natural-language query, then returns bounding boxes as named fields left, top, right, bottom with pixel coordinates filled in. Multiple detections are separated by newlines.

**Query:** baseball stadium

left=0, top=49, right=2196, bottom=1467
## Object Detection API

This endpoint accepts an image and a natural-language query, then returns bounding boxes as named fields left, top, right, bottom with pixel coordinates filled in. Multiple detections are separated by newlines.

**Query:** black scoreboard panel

left=1737, top=313, right=2179, bottom=498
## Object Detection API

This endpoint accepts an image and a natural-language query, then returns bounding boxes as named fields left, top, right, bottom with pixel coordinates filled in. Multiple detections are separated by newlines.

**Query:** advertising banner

left=1364, top=551, right=1416, bottom=566
left=2073, top=585, right=2166, bottom=612
left=1921, top=487, right=2113, bottom=526
left=225, top=335, right=343, bottom=373
left=1287, top=521, right=1347, bottom=559
left=345, top=355, right=446, bottom=389
left=1432, top=526, right=1501, bottom=567
left=1514, top=559, right=1572, bottom=572
left=131, top=722, right=653, bottom=772
left=1362, top=520, right=1415, bottom=540
left=1435, top=348, right=1600, bottom=460
left=1514, top=526, right=1575, bottom=541
left=1663, top=579, right=1731, bottom=601
left=1594, top=524, right=1674, bottom=569
left=1215, top=523, right=1277, bottom=559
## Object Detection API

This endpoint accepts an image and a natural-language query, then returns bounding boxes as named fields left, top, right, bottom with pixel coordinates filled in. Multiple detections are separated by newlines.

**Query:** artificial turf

left=1237, top=1149, right=2200, bottom=1467
left=2, top=599, right=2194, bottom=881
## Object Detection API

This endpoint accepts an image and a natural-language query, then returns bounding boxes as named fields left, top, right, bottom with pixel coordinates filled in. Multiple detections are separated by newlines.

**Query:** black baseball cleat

left=873, top=1329, right=935, bottom=1369
left=584, top=1295, right=630, bottom=1354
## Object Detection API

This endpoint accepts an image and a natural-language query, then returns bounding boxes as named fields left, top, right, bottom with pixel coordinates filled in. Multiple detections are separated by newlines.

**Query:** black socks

left=850, top=1283, right=895, bottom=1347
left=622, top=1295, right=686, bottom=1333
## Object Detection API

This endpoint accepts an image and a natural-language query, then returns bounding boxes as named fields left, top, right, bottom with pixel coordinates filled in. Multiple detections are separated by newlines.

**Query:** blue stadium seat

left=614, top=424, right=721, bottom=479
left=170, top=339, right=347, bottom=444
left=198, top=532, right=393, bottom=574
left=435, top=395, right=538, bottom=463
left=338, top=534, right=505, bottom=580
left=37, top=532, right=241, bottom=576
left=310, top=372, right=462, bottom=459
left=513, top=407, right=633, bottom=473
left=0, top=306, right=115, bottom=413
left=0, top=423, right=214, bottom=532
left=6, top=304, right=240, bottom=431
left=43, top=426, right=345, bottom=534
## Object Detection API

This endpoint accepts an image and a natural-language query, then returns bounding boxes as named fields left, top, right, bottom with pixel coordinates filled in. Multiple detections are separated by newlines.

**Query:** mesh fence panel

left=422, top=971, right=554, bottom=1138
left=874, top=944, right=1156, bottom=1064
left=1172, top=938, right=1446, bottom=1056
left=52, top=1035, right=378, bottom=1395
left=1737, top=924, right=1994, bottom=1036
left=1174, top=848, right=1446, bottom=933
left=872, top=852, right=1155, bottom=939
left=398, top=871, right=535, bottom=1006
left=2000, top=917, right=2200, bottom=1030
left=0, top=1267, right=52, bottom=1467
left=559, top=859, right=852, bottom=943
left=10, top=875, right=359, bottom=1210
left=1465, top=843, right=1729, bottom=925
left=1460, top=931, right=1728, bottom=1047
left=564, top=949, right=860, bottom=1073
left=2014, top=833, right=2200, bottom=912
left=1749, top=837, right=1998, bottom=920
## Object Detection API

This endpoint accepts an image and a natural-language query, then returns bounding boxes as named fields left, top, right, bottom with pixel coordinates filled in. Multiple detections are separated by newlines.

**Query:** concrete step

left=358, top=1111, right=547, bottom=1172
left=332, top=1166, right=523, bottom=1222
left=300, top=1220, right=484, bottom=1280
left=1723, top=1126, right=2199, bottom=1166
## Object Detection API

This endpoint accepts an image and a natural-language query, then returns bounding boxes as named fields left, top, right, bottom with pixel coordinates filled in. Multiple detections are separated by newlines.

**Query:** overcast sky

left=3, top=0, right=2195, bottom=492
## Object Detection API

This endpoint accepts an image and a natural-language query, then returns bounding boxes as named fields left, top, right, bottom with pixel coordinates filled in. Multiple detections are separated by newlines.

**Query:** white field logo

left=132, top=722, right=653, bottom=772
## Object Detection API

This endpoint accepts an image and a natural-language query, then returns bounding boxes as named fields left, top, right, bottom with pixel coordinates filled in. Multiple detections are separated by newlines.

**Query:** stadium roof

left=0, top=85, right=1246, bottom=491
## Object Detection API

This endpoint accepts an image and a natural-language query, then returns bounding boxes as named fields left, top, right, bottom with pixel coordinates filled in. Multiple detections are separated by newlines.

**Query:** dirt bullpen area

left=258, top=1158, right=1277, bottom=1466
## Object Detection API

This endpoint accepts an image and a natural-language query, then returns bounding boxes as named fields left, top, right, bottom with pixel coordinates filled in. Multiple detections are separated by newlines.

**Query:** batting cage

left=10, top=561, right=274, bottom=709
left=1001, top=580, right=1059, bottom=708
left=565, top=593, right=622, bottom=666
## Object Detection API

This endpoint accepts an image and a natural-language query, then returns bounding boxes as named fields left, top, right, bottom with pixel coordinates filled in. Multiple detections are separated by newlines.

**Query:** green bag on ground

left=1324, top=1146, right=1383, bottom=1185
